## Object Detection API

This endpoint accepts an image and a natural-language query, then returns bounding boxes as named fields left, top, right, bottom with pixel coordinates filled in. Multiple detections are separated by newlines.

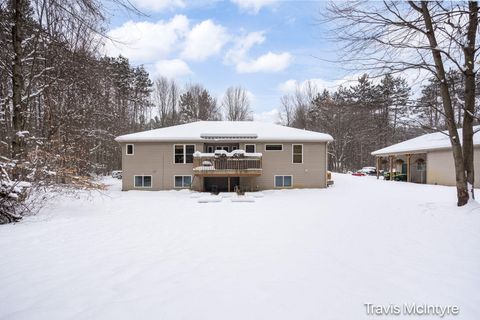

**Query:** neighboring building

left=115, top=121, right=333, bottom=192
left=371, top=127, right=480, bottom=187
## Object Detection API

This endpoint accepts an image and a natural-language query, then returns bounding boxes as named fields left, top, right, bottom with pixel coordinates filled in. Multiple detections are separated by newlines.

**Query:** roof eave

left=372, top=146, right=451, bottom=156
left=372, top=143, right=480, bottom=156
left=115, top=138, right=334, bottom=143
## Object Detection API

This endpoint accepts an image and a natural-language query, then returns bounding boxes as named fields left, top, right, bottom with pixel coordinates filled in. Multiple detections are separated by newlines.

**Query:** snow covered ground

left=1, top=174, right=479, bottom=319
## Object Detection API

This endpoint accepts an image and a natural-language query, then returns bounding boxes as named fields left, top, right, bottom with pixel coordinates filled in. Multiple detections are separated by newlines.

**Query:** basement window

left=134, top=175, right=152, bottom=188
left=274, top=175, right=292, bottom=188
left=175, top=176, right=192, bottom=188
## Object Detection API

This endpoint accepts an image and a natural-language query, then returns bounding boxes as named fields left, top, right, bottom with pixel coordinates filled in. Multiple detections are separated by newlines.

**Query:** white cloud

left=181, top=20, right=229, bottom=61
left=278, top=79, right=298, bottom=93
left=224, top=31, right=292, bottom=73
left=224, top=31, right=265, bottom=65
left=153, top=59, right=192, bottom=78
left=105, top=16, right=232, bottom=79
left=105, top=12, right=292, bottom=78
left=254, top=108, right=280, bottom=123
left=231, top=0, right=277, bottom=14
left=105, top=15, right=189, bottom=62
left=132, top=0, right=185, bottom=12
left=237, top=52, right=292, bottom=73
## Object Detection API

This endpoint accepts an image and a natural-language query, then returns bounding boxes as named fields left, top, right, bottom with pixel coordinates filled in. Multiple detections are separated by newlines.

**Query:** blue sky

left=104, top=0, right=348, bottom=121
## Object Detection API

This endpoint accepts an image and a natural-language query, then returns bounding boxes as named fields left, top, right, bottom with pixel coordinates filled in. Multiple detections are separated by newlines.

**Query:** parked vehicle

left=111, top=170, right=122, bottom=179
left=384, top=172, right=407, bottom=181
left=360, top=166, right=377, bottom=175
left=352, top=171, right=366, bottom=176
left=351, top=167, right=377, bottom=176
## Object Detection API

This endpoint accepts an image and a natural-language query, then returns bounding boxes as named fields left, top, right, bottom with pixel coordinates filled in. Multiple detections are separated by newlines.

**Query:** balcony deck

left=193, top=151, right=262, bottom=177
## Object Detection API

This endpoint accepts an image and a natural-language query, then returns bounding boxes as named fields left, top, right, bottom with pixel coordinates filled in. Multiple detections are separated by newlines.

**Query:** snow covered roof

left=115, top=121, right=333, bottom=143
left=371, top=126, right=480, bottom=156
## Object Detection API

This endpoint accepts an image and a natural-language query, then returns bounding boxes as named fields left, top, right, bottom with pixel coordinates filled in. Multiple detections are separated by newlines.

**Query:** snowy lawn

left=1, top=174, right=480, bottom=319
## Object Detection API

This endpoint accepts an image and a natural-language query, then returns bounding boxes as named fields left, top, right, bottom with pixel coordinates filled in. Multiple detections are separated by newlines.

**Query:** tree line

left=325, top=1, right=480, bottom=206
left=0, top=0, right=255, bottom=222
left=0, top=0, right=151, bottom=222
left=150, top=78, right=253, bottom=129
left=2, top=0, right=480, bottom=223
left=279, top=70, right=479, bottom=173
left=0, top=1, right=152, bottom=184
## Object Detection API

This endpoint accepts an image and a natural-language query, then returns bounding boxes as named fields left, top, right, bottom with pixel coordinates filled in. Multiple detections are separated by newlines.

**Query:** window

left=416, top=159, right=426, bottom=171
left=207, top=146, right=214, bottom=153
left=232, top=146, right=238, bottom=151
left=126, top=144, right=134, bottom=155
left=245, top=144, right=256, bottom=153
left=175, top=145, right=184, bottom=163
left=134, top=175, right=152, bottom=188
left=274, top=175, right=292, bottom=188
left=186, top=145, right=195, bottom=163
left=265, top=144, right=283, bottom=151
left=292, top=144, right=303, bottom=163
left=175, top=175, right=192, bottom=188
left=174, top=144, right=195, bottom=163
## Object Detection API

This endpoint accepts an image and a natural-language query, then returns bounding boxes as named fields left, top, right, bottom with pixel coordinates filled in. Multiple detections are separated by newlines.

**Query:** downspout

left=162, top=152, right=165, bottom=189
left=326, top=141, right=329, bottom=187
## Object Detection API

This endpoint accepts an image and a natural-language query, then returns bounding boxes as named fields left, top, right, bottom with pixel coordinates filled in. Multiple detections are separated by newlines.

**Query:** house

left=115, top=121, right=333, bottom=192
left=371, top=126, right=480, bottom=187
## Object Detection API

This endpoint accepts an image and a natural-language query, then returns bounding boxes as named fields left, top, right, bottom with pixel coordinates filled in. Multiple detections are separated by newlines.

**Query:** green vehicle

left=384, top=172, right=407, bottom=181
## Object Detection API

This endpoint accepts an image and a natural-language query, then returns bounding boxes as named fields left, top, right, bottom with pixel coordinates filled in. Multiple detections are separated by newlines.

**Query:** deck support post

left=406, top=154, right=411, bottom=183
left=376, top=157, right=380, bottom=179
left=389, top=156, right=394, bottom=181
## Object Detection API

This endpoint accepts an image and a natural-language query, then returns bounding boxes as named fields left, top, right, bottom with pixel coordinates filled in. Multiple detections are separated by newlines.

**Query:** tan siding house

left=116, top=121, right=333, bottom=192
left=371, top=127, right=480, bottom=187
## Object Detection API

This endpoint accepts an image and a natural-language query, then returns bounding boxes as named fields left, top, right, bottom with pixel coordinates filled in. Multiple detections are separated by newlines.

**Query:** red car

left=352, top=171, right=366, bottom=176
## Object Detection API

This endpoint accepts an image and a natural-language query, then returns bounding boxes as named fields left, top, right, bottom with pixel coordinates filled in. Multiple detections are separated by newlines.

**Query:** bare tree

left=222, top=86, right=252, bottom=121
left=281, top=81, right=320, bottom=129
left=0, top=0, right=151, bottom=223
left=152, top=77, right=180, bottom=127
left=10, top=0, right=27, bottom=163
left=326, top=1, right=479, bottom=206
left=278, top=95, right=294, bottom=126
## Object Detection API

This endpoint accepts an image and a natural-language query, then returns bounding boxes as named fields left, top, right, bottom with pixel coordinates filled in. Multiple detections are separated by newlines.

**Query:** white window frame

left=174, top=175, right=193, bottom=188
left=292, top=144, right=303, bottom=164
left=126, top=144, right=134, bottom=155
left=173, top=144, right=196, bottom=164
left=265, top=144, right=283, bottom=151
left=134, top=175, right=152, bottom=188
left=245, top=144, right=256, bottom=153
left=274, top=175, right=293, bottom=188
